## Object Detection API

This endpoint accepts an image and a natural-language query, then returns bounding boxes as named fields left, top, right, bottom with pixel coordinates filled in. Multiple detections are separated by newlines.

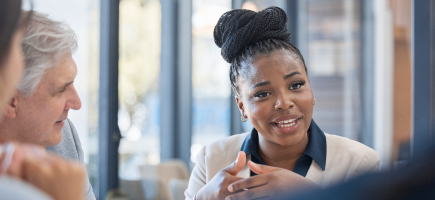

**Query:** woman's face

left=236, top=49, right=313, bottom=147
left=0, top=28, right=25, bottom=120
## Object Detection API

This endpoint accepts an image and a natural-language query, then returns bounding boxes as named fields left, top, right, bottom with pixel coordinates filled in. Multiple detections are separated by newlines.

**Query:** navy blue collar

left=241, top=119, right=327, bottom=175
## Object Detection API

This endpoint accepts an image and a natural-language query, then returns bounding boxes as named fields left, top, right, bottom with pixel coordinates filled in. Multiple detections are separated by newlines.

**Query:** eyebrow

left=284, top=71, right=302, bottom=79
left=251, top=81, right=271, bottom=90
left=251, top=71, right=302, bottom=90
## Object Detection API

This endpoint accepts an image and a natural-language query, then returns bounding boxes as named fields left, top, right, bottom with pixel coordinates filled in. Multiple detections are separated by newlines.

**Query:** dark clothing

left=286, top=147, right=435, bottom=200
left=241, top=119, right=326, bottom=177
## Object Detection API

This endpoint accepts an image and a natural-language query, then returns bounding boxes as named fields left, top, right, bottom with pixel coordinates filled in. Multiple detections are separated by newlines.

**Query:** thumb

left=247, top=160, right=281, bottom=175
left=223, top=151, right=246, bottom=176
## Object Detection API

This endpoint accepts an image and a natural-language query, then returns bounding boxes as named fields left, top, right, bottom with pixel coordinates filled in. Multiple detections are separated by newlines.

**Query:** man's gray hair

left=18, top=12, right=77, bottom=96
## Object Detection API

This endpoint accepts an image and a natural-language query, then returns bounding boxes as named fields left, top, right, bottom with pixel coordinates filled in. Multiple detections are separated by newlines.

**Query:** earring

left=313, top=99, right=316, bottom=105
left=241, top=115, right=247, bottom=122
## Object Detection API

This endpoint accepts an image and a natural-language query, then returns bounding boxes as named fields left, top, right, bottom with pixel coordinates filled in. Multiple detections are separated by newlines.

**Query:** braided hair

left=214, top=6, right=307, bottom=93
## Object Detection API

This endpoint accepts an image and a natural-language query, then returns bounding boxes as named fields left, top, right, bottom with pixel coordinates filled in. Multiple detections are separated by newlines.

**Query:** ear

left=235, top=95, right=245, bottom=116
left=4, top=94, right=19, bottom=119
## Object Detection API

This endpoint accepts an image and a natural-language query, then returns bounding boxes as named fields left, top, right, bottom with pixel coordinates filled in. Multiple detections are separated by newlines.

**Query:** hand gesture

left=22, top=151, right=85, bottom=200
left=225, top=161, right=320, bottom=200
left=0, top=142, right=44, bottom=178
left=196, top=151, right=247, bottom=200
left=0, top=142, right=85, bottom=200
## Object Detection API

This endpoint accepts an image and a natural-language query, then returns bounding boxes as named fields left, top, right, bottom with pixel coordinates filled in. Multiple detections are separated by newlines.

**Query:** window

left=118, top=0, right=162, bottom=179
left=302, top=0, right=362, bottom=141
left=191, top=0, right=232, bottom=164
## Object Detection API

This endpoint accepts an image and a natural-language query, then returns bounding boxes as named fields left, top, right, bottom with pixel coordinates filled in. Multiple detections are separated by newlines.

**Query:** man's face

left=15, top=54, right=81, bottom=147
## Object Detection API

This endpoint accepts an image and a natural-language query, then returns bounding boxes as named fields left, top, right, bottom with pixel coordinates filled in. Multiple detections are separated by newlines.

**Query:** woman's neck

left=257, top=132, right=309, bottom=171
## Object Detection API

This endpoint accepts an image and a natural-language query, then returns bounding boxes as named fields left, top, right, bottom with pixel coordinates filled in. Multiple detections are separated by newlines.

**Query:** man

left=0, top=12, right=95, bottom=200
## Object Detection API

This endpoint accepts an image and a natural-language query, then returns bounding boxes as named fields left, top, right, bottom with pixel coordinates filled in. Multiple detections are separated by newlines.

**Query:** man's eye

left=58, top=88, right=67, bottom=93
left=254, top=92, right=271, bottom=98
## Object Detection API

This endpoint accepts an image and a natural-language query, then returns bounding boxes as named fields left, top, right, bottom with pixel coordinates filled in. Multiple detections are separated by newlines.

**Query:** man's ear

left=4, top=94, right=19, bottom=119
left=235, top=95, right=245, bottom=116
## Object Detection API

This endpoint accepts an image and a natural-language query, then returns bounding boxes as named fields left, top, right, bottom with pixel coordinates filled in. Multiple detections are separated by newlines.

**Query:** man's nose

left=65, top=86, right=81, bottom=110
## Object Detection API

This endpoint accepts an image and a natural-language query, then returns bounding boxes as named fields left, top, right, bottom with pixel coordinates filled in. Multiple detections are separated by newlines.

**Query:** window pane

left=30, top=0, right=100, bottom=190
left=304, top=0, right=362, bottom=140
left=118, top=0, right=161, bottom=179
left=191, top=0, right=232, bottom=164
left=243, top=0, right=286, bottom=11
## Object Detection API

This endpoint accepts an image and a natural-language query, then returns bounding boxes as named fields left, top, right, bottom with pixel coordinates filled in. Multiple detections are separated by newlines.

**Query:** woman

left=185, top=7, right=379, bottom=200
left=0, top=1, right=86, bottom=200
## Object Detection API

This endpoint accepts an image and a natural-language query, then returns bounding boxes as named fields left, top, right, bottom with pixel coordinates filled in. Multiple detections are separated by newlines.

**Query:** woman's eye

left=290, top=81, right=305, bottom=90
left=254, top=92, right=270, bottom=98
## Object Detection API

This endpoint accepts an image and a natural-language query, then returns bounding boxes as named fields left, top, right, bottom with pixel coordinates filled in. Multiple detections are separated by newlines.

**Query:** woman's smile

left=271, top=114, right=303, bottom=135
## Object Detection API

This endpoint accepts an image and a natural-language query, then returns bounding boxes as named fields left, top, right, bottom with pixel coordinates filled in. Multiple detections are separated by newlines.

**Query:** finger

left=224, top=151, right=246, bottom=176
left=248, top=160, right=281, bottom=175
left=22, top=153, right=52, bottom=184
left=3, top=143, right=26, bottom=178
left=225, top=186, right=269, bottom=200
left=1, top=143, right=16, bottom=174
left=228, top=174, right=268, bottom=193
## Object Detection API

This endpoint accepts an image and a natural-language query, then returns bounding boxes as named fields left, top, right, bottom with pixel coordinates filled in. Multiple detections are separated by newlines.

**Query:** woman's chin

left=269, top=133, right=307, bottom=147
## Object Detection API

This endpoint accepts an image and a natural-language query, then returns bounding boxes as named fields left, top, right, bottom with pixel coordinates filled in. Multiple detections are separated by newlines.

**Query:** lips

left=55, top=116, right=67, bottom=124
left=55, top=120, right=65, bottom=125
left=271, top=114, right=302, bottom=134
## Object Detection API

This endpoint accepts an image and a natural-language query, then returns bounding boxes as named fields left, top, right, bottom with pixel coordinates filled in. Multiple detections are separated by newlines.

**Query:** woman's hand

left=0, top=142, right=44, bottom=178
left=225, top=161, right=320, bottom=200
left=195, top=151, right=246, bottom=200
left=0, top=142, right=85, bottom=200
left=22, top=151, right=85, bottom=200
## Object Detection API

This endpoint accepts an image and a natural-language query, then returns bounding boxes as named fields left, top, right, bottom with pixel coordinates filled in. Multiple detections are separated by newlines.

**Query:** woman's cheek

left=246, top=100, right=260, bottom=114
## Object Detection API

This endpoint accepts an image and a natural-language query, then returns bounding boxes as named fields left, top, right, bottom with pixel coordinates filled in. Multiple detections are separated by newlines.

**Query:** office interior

left=27, top=0, right=435, bottom=199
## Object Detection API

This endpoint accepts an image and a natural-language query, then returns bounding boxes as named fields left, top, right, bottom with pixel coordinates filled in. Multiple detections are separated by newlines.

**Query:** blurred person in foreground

left=0, top=0, right=86, bottom=200
left=185, top=6, right=380, bottom=200
left=0, top=11, right=95, bottom=200
left=287, top=146, right=435, bottom=200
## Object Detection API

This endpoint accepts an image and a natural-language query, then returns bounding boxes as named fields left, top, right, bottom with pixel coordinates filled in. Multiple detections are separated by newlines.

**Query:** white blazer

left=185, top=132, right=380, bottom=200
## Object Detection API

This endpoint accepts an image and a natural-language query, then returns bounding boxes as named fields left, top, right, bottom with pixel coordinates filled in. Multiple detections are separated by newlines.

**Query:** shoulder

left=197, top=132, right=249, bottom=168
left=326, top=133, right=378, bottom=157
left=202, top=133, right=249, bottom=156
left=325, top=133, right=380, bottom=173
left=197, top=133, right=249, bottom=173
left=64, top=119, right=79, bottom=139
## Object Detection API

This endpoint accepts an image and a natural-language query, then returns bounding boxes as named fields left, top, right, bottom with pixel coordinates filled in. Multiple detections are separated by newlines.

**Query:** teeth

left=277, top=122, right=296, bottom=128
left=276, top=118, right=298, bottom=128
left=277, top=118, right=297, bottom=124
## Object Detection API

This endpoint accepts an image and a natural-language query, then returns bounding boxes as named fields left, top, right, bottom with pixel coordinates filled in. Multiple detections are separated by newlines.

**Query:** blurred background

left=28, top=0, right=434, bottom=199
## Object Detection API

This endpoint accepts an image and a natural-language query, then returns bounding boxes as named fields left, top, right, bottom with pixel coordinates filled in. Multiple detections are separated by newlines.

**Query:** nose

left=65, top=86, right=82, bottom=110
left=274, top=91, right=294, bottom=111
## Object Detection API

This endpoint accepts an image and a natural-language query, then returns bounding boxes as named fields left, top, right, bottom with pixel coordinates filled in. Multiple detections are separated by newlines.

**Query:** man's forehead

left=46, top=59, right=77, bottom=89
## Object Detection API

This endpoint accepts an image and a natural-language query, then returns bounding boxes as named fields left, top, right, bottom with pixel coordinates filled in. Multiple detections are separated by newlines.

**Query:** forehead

left=239, top=50, right=306, bottom=85
left=44, top=55, right=77, bottom=86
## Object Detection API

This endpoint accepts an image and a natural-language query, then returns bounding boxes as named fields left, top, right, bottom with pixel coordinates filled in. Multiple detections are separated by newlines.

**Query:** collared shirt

left=240, top=119, right=327, bottom=177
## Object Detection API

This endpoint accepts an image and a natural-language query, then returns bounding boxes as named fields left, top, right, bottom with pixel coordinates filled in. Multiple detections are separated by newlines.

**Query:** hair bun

left=214, top=6, right=291, bottom=63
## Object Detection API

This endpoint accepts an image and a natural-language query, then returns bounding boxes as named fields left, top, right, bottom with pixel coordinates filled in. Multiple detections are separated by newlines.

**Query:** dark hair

left=214, top=6, right=307, bottom=93
left=0, top=0, right=31, bottom=66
